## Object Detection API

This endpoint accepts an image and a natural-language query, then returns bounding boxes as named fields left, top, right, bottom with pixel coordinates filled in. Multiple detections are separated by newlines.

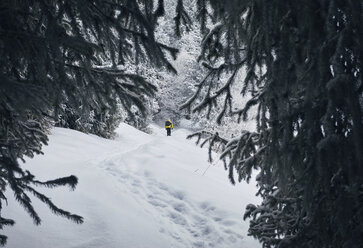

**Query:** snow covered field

left=3, top=123, right=260, bottom=248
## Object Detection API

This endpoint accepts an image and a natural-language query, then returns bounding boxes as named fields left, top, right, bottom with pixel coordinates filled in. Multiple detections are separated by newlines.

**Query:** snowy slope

left=3, top=123, right=260, bottom=248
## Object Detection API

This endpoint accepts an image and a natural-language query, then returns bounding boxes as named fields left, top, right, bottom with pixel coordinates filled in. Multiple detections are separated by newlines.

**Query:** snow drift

left=3, top=123, right=260, bottom=248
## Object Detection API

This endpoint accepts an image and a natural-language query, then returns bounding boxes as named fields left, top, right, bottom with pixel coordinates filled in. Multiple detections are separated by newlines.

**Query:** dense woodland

left=0, top=0, right=362, bottom=247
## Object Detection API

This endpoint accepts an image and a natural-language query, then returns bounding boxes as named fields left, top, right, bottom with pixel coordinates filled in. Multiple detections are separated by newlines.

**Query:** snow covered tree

left=0, top=0, right=178, bottom=245
left=125, top=0, right=207, bottom=129
left=182, top=1, right=363, bottom=247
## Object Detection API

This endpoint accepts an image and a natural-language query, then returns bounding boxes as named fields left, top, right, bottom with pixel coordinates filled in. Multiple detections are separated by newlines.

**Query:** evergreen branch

left=0, top=235, right=7, bottom=246
left=121, top=27, right=179, bottom=59
left=0, top=217, right=15, bottom=227
left=187, top=130, right=230, bottom=168
left=199, top=22, right=223, bottom=61
left=232, top=94, right=260, bottom=122
left=24, top=185, right=83, bottom=224
left=0, top=0, right=179, bottom=244
left=32, top=175, right=78, bottom=190
left=153, top=0, right=165, bottom=20
left=174, top=0, right=192, bottom=37
left=9, top=181, right=41, bottom=225
left=179, top=70, right=214, bottom=112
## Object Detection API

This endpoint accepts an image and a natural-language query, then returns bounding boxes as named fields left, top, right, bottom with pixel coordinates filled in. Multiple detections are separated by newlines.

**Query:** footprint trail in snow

left=96, top=124, right=260, bottom=248
left=3, top=123, right=260, bottom=248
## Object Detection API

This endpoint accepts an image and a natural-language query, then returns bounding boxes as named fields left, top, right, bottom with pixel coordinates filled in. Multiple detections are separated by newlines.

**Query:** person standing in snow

left=165, top=119, right=173, bottom=136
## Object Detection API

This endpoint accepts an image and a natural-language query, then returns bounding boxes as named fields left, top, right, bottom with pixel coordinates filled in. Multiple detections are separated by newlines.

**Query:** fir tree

left=0, top=0, right=177, bottom=245
left=182, top=1, right=363, bottom=247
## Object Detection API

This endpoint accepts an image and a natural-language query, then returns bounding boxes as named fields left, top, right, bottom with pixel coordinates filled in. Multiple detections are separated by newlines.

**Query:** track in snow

left=93, top=124, right=259, bottom=248
left=3, top=123, right=260, bottom=248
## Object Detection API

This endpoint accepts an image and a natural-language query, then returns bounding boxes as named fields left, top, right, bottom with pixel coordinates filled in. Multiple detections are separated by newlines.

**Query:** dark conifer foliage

left=182, top=1, right=363, bottom=247
left=0, top=0, right=176, bottom=245
left=174, top=0, right=192, bottom=37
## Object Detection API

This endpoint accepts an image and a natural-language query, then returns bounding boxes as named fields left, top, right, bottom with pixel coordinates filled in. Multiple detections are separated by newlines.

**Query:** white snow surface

left=3, top=123, right=260, bottom=248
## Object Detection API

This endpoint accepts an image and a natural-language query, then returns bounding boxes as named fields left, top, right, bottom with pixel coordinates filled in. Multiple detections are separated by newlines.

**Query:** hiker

left=164, top=119, right=173, bottom=136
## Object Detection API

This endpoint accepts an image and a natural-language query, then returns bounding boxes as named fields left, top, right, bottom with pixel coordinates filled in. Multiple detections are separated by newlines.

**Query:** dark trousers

left=166, top=128, right=171, bottom=136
